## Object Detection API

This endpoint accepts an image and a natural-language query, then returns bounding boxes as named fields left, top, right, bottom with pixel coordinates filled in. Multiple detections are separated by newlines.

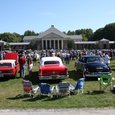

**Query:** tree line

left=0, top=22, right=115, bottom=42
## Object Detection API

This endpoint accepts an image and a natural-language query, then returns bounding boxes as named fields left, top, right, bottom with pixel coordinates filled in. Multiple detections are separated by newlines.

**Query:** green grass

left=0, top=59, right=115, bottom=109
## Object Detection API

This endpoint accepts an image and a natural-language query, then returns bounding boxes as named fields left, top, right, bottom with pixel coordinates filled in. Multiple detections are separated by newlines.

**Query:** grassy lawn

left=0, top=59, right=115, bottom=109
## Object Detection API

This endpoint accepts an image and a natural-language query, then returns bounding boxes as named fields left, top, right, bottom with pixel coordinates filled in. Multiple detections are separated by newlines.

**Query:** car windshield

left=87, top=57, right=104, bottom=63
left=0, top=63, right=12, bottom=67
left=44, top=61, right=59, bottom=65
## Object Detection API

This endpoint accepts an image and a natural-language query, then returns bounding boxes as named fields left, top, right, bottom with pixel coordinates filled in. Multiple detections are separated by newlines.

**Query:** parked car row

left=0, top=50, right=112, bottom=80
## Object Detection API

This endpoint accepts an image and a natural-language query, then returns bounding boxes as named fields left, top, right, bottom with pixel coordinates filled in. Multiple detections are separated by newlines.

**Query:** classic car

left=0, top=60, right=19, bottom=78
left=0, top=52, right=20, bottom=78
left=75, top=55, right=111, bottom=77
left=39, top=57, right=69, bottom=80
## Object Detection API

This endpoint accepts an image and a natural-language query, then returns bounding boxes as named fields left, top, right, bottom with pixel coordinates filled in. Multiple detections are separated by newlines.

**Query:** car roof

left=41, top=57, right=62, bottom=61
left=81, top=55, right=100, bottom=58
left=40, top=57, right=63, bottom=66
left=0, top=60, right=15, bottom=63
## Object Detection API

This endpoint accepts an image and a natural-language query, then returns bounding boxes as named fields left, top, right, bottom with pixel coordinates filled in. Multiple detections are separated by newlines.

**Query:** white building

left=23, top=25, right=83, bottom=50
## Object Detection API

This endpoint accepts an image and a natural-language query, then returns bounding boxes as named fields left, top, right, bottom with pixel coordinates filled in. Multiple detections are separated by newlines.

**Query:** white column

left=46, top=40, right=47, bottom=50
left=61, top=40, right=63, bottom=49
left=54, top=40, right=55, bottom=49
left=49, top=40, right=51, bottom=49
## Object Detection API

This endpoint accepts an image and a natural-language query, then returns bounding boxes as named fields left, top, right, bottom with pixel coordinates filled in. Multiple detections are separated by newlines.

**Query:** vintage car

left=75, top=55, right=111, bottom=77
left=0, top=52, right=20, bottom=78
left=39, top=57, right=69, bottom=80
left=0, top=60, right=19, bottom=78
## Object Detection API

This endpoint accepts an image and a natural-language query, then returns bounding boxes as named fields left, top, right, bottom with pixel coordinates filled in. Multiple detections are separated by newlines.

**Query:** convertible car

left=39, top=57, right=69, bottom=80
left=75, top=55, right=112, bottom=78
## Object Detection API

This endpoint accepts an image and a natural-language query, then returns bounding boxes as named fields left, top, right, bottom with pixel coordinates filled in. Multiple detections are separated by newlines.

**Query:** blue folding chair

left=70, top=78, right=85, bottom=94
left=38, top=83, right=55, bottom=98
left=55, top=82, right=70, bottom=97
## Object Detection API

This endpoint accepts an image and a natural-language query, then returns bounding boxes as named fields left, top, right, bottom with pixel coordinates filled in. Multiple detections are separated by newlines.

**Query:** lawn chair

left=22, top=80, right=39, bottom=98
left=69, top=78, right=85, bottom=94
left=38, top=83, right=55, bottom=98
left=98, top=73, right=113, bottom=91
left=55, top=82, right=70, bottom=97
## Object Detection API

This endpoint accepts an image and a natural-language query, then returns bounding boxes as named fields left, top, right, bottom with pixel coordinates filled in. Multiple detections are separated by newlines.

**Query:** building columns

left=42, top=39, right=64, bottom=50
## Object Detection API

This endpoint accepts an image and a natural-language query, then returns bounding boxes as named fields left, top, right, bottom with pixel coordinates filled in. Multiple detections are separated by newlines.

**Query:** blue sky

left=0, top=0, right=115, bottom=34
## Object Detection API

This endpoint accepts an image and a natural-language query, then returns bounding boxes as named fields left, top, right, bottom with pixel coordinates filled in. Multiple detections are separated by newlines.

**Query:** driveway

left=0, top=108, right=115, bottom=115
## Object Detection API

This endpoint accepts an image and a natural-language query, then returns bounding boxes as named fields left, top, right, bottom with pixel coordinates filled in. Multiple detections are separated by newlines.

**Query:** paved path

left=0, top=108, right=115, bottom=115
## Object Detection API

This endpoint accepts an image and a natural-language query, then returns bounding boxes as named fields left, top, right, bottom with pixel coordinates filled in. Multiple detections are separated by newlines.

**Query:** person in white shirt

left=103, top=53, right=111, bottom=66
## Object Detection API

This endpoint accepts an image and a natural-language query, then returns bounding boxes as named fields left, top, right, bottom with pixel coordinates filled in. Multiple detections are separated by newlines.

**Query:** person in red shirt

left=19, top=54, right=26, bottom=78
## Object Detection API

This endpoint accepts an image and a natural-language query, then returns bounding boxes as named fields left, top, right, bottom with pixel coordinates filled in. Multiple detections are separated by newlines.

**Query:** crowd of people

left=40, top=49, right=113, bottom=65
left=18, top=48, right=114, bottom=78
left=0, top=48, right=114, bottom=79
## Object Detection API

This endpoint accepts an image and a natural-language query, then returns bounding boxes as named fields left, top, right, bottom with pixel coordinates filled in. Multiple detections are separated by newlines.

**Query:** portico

left=42, top=39, right=63, bottom=49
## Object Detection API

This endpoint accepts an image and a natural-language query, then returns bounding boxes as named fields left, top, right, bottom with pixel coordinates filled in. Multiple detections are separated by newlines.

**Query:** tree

left=0, top=32, right=21, bottom=42
left=67, top=28, right=93, bottom=41
left=24, top=30, right=36, bottom=36
left=67, top=30, right=75, bottom=35
left=13, top=32, right=22, bottom=42
left=91, top=23, right=115, bottom=41
left=103, top=23, right=115, bottom=41
left=91, top=28, right=104, bottom=41
left=67, top=40, right=75, bottom=50
left=75, top=29, right=93, bottom=41
left=29, top=39, right=37, bottom=50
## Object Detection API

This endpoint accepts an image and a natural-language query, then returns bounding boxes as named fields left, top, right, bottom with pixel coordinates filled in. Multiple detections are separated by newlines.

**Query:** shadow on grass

left=8, top=93, right=69, bottom=102
left=86, top=90, right=105, bottom=95
left=7, top=94, right=32, bottom=100
left=0, top=77, right=10, bottom=82
left=24, top=71, right=40, bottom=85
left=24, top=71, right=62, bottom=85
left=23, top=95, right=68, bottom=102
left=68, top=70, right=81, bottom=81
left=68, top=70, right=98, bottom=82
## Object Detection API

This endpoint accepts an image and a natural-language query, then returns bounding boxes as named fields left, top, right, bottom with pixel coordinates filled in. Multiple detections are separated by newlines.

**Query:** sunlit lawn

left=0, top=59, right=115, bottom=109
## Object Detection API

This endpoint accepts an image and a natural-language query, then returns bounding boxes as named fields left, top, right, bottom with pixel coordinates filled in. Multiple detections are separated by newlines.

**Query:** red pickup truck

left=0, top=52, right=20, bottom=78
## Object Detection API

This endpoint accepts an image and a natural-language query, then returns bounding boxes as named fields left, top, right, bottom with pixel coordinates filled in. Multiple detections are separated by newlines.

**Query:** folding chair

left=98, top=73, right=113, bottom=91
left=38, top=83, right=55, bottom=98
left=22, top=80, right=39, bottom=98
left=55, top=82, right=70, bottom=97
left=69, top=78, right=85, bottom=94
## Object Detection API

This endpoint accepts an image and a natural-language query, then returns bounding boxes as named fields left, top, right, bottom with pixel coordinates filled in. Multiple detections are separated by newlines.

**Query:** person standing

left=19, top=53, right=26, bottom=78
left=103, top=53, right=111, bottom=66
left=26, top=54, right=33, bottom=77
